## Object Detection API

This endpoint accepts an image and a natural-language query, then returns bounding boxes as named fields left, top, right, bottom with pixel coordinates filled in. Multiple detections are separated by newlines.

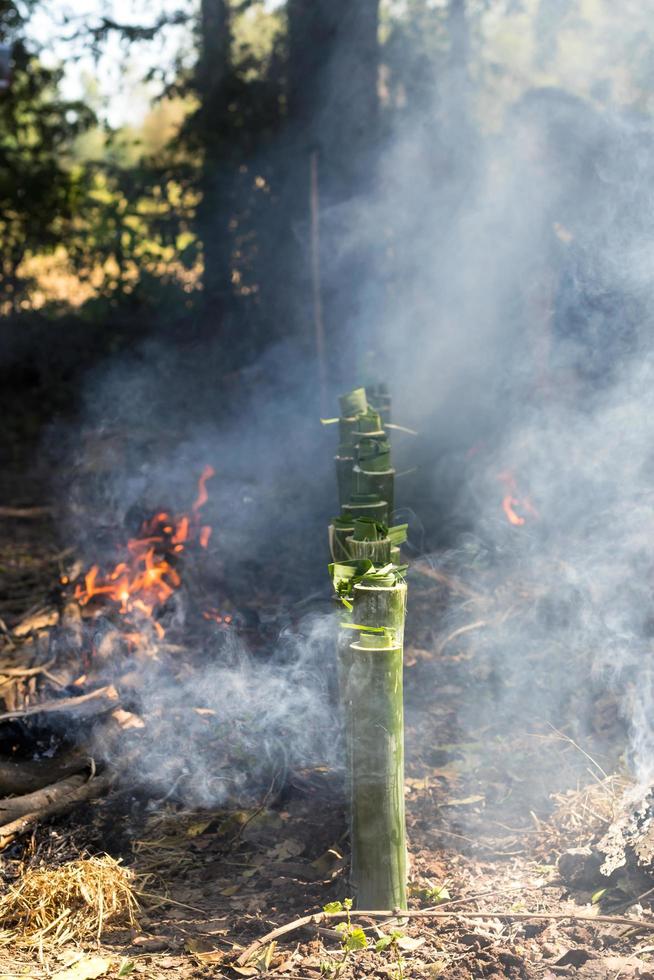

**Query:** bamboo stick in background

left=310, top=151, right=328, bottom=418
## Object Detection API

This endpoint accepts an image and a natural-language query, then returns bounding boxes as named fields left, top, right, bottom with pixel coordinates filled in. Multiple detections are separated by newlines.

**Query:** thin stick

left=411, top=562, right=484, bottom=602
left=237, top=907, right=654, bottom=964
left=309, top=150, right=327, bottom=418
left=0, top=507, right=52, bottom=519
left=436, top=620, right=487, bottom=656
left=0, top=685, right=118, bottom=721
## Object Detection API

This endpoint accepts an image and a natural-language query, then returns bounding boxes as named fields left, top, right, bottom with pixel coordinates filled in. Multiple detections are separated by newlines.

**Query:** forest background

left=1, top=0, right=653, bottom=452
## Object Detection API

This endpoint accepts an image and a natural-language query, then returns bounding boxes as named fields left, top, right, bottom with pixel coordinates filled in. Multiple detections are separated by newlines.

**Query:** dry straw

left=0, top=854, right=139, bottom=948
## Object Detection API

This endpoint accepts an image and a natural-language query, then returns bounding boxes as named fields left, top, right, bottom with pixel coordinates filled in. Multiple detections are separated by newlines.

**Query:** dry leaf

left=51, top=957, right=111, bottom=980
left=111, top=708, right=145, bottom=730
left=220, top=884, right=240, bottom=896
left=186, top=939, right=225, bottom=965
left=185, top=819, right=215, bottom=837
left=443, top=795, right=485, bottom=807
left=396, top=936, right=425, bottom=951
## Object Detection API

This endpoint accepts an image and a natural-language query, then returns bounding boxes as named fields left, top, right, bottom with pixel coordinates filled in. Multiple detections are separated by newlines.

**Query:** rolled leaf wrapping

left=346, top=519, right=407, bottom=564
left=339, top=387, right=368, bottom=419
left=352, top=407, right=385, bottom=438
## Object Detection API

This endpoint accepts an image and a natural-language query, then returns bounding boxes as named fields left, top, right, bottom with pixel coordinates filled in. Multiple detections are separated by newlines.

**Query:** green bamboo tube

left=334, top=391, right=369, bottom=507
left=355, top=468, right=395, bottom=520
left=329, top=516, right=355, bottom=562
left=335, top=454, right=355, bottom=507
left=352, top=576, right=406, bottom=647
left=347, top=613, right=407, bottom=910
left=354, top=434, right=395, bottom=517
left=342, top=493, right=389, bottom=524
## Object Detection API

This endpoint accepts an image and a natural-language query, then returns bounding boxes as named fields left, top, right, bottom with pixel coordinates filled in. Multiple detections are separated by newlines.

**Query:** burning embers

left=72, top=466, right=215, bottom=637
left=496, top=470, right=539, bottom=527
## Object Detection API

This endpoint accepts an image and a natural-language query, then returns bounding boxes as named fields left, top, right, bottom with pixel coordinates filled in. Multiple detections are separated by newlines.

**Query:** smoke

left=93, top=612, right=338, bottom=806
left=38, top=2, right=654, bottom=812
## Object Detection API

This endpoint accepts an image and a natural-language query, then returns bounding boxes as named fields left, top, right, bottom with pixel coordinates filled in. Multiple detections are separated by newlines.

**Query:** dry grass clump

left=0, top=854, right=139, bottom=948
left=540, top=773, right=632, bottom=852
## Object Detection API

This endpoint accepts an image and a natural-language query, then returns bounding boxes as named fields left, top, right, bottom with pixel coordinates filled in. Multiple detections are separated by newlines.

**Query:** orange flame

left=74, top=468, right=215, bottom=632
left=496, top=470, right=538, bottom=527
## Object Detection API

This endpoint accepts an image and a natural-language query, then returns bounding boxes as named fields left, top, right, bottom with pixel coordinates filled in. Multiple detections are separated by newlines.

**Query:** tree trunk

left=196, top=0, right=233, bottom=315
left=283, top=0, right=381, bottom=387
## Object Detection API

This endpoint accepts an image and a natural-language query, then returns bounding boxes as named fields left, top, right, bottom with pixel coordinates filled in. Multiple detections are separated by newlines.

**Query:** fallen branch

left=436, top=620, right=488, bottom=656
left=0, top=770, right=114, bottom=850
left=0, top=750, right=90, bottom=796
left=237, top=906, right=654, bottom=964
left=0, top=685, right=119, bottom=722
left=0, top=771, right=98, bottom=823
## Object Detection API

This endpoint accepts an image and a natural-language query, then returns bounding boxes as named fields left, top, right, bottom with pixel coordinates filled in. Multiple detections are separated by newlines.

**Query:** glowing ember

left=203, top=608, right=233, bottom=626
left=74, top=466, right=215, bottom=630
left=496, top=470, right=538, bottom=527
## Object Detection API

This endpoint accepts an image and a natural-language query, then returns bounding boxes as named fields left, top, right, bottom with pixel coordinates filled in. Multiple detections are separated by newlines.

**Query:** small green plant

left=375, top=930, right=406, bottom=980
left=322, top=899, right=367, bottom=976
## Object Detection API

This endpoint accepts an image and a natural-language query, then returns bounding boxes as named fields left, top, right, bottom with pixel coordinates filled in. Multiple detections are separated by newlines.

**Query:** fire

left=74, top=466, right=215, bottom=630
left=496, top=470, right=538, bottom=527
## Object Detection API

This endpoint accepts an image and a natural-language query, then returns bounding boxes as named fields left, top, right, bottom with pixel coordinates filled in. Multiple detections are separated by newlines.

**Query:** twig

left=411, top=562, right=483, bottom=602
left=0, top=660, right=55, bottom=682
left=436, top=620, right=487, bottom=656
left=237, top=907, right=654, bottom=965
left=0, top=506, right=52, bottom=519
left=0, top=685, right=118, bottom=721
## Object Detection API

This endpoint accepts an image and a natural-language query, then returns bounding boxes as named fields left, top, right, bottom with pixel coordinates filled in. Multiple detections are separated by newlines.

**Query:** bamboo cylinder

left=355, top=467, right=395, bottom=520
left=333, top=390, right=368, bottom=507
left=335, top=454, right=355, bottom=507
left=346, top=517, right=392, bottom=564
left=346, top=606, right=407, bottom=910
left=347, top=537, right=392, bottom=563
left=354, top=432, right=395, bottom=518
left=342, top=494, right=389, bottom=524
left=367, top=383, right=392, bottom=425
left=329, top=517, right=355, bottom=562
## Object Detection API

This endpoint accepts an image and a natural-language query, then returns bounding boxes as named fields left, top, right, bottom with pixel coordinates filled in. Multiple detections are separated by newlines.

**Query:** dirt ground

left=0, top=461, right=653, bottom=980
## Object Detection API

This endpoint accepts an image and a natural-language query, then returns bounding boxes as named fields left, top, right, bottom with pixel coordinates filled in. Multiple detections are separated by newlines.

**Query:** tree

left=194, top=0, right=233, bottom=313
left=0, top=2, right=95, bottom=310
left=287, top=0, right=380, bottom=201
left=283, top=0, right=381, bottom=383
